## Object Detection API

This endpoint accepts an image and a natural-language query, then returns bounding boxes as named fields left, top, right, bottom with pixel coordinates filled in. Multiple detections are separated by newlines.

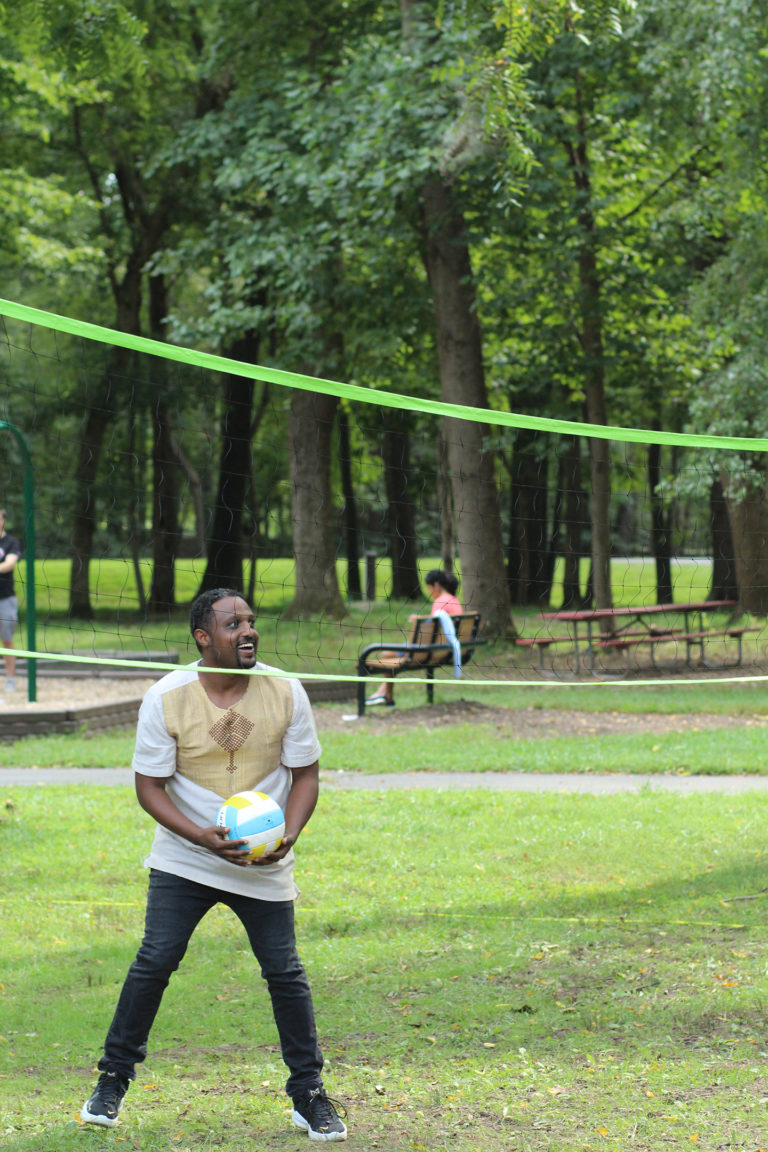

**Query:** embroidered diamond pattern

left=208, top=710, right=255, bottom=773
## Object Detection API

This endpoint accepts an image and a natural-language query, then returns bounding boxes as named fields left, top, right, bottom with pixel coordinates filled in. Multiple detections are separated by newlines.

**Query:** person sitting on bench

left=366, top=569, right=462, bottom=708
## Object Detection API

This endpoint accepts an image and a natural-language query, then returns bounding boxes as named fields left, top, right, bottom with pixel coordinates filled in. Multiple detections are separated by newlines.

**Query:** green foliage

left=4, top=0, right=768, bottom=619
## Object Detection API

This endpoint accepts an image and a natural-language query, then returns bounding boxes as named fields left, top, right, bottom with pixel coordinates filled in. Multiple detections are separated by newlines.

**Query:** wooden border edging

left=0, top=678, right=355, bottom=741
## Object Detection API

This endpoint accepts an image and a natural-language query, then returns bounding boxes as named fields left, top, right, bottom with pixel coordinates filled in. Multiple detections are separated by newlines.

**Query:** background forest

left=1, top=0, right=767, bottom=637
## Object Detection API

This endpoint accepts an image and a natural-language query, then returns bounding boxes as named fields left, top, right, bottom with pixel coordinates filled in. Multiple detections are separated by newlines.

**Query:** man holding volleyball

left=81, top=588, right=347, bottom=1141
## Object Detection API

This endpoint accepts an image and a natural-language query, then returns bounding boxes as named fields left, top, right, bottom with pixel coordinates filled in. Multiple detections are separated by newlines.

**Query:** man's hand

left=136, top=775, right=256, bottom=866
left=197, top=824, right=253, bottom=866
left=249, top=830, right=297, bottom=866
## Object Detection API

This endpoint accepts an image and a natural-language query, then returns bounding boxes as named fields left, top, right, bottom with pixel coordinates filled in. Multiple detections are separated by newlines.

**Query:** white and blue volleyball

left=216, top=790, right=285, bottom=860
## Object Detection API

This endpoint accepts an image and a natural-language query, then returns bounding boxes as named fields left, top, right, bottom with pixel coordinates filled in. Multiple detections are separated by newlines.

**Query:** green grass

left=1, top=677, right=767, bottom=775
left=461, top=680, right=768, bottom=713
left=319, top=721, right=768, bottom=776
left=3, top=785, right=768, bottom=1150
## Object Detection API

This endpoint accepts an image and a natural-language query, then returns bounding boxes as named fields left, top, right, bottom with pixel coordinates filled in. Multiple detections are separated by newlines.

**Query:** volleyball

left=216, top=790, right=286, bottom=859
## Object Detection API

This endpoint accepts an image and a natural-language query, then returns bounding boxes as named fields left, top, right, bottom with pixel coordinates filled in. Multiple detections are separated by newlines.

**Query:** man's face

left=195, top=596, right=259, bottom=669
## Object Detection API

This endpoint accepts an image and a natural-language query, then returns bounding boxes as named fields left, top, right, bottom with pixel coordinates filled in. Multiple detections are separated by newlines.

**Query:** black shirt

left=0, top=533, right=20, bottom=599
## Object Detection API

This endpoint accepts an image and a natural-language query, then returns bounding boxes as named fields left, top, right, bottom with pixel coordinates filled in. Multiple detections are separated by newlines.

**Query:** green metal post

left=0, top=422, right=36, bottom=702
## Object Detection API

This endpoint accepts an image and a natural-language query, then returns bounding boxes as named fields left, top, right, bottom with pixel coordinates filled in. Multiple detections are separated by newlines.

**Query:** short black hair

left=189, top=587, right=242, bottom=651
left=424, top=568, right=459, bottom=596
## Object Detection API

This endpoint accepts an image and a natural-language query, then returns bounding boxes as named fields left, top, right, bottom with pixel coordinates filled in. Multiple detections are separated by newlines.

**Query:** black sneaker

left=291, top=1087, right=348, bottom=1141
left=81, top=1070, right=129, bottom=1127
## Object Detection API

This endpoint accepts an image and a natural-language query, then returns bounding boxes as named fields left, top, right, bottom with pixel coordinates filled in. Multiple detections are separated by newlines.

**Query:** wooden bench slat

left=515, top=636, right=572, bottom=648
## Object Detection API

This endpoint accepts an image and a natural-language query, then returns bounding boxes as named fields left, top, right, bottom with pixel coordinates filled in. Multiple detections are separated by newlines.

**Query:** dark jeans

left=99, top=869, right=324, bottom=1098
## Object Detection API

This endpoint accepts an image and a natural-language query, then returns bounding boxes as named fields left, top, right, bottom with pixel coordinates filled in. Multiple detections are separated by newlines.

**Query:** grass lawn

left=2, top=785, right=768, bottom=1151
left=319, top=721, right=768, bottom=776
left=1, top=678, right=767, bottom=776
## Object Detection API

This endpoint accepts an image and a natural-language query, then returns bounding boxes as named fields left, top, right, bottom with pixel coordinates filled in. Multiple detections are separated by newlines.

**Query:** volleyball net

left=0, top=296, right=766, bottom=698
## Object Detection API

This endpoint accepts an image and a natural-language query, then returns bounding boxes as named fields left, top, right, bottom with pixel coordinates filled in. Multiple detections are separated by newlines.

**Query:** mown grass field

left=2, top=785, right=768, bottom=1151
left=1, top=676, right=767, bottom=777
left=1, top=554, right=767, bottom=1149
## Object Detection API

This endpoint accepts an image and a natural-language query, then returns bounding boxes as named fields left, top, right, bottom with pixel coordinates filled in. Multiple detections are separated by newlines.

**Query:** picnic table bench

left=521, top=601, right=758, bottom=676
left=357, top=612, right=484, bottom=716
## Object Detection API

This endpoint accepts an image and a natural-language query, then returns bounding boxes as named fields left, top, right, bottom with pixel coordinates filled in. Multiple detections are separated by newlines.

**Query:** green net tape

left=4, top=296, right=766, bottom=690
left=1, top=297, right=766, bottom=451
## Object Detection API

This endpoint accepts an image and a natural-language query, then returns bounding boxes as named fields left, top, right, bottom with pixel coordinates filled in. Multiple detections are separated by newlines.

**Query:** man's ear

left=193, top=627, right=210, bottom=650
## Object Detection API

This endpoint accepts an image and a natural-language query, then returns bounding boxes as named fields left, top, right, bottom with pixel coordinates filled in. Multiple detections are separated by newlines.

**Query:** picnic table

left=525, top=600, right=757, bottom=675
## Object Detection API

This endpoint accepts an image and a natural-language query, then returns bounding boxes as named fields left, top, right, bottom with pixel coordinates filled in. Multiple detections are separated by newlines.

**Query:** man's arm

left=134, top=772, right=253, bottom=866
left=252, top=760, right=319, bottom=866
left=0, top=551, right=19, bottom=575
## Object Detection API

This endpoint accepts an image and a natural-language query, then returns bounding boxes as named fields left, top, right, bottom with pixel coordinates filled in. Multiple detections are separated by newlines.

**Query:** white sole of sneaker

left=80, top=1103, right=122, bottom=1127
left=291, top=1108, right=348, bottom=1141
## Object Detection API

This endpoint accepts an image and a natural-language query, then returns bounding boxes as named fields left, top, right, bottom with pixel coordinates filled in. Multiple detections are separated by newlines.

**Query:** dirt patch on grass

left=315, top=697, right=768, bottom=739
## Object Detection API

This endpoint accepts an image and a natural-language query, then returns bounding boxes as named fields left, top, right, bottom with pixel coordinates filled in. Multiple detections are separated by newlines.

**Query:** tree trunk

left=507, top=429, right=549, bottom=606
left=126, top=400, right=147, bottom=614
left=437, top=423, right=455, bottom=573
left=69, top=368, right=119, bottom=618
left=69, top=248, right=143, bottom=617
left=540, top=471, right=559, bottom=609
left=285, top=389, right=345, bottom=618
left=559, top=436, right=586, bottom=608
left=421, top=177, right=512, bottom=637
left=722, top=462, right=768, bottom=614
left=148, top=400, right=181, bottom=612
left=382, top=409, right=420, bottom=599
left=67, top=128, right=172, bottom=618
left=648, top=439, right=673, bottom=604
left=243, top=382, right=273, bottom=606
left=169, top=432, right=205, bottom=558
left=709, top=476, right=738, bottom=601
left=564, top=69, right=613, bottom=613
left=147, top=274, right=181, bottom=613
left=338, top=406, right=363, bottom=600
left=198, top=335, right=257, bottom=595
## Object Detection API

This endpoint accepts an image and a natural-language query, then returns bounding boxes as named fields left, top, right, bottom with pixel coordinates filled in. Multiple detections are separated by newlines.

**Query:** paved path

left=3, top=767, right=768, bottom=793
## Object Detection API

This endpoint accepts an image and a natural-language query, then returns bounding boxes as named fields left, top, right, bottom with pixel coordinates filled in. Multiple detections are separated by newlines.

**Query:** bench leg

left=426, top=668, right=434, bottom=705
left=357, top=665, right=368, bottom=717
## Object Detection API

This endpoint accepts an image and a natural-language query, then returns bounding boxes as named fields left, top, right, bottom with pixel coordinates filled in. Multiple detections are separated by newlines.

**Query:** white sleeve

left=132, top=688, right=178, bottom=777
left=281, top=680, right=322, bottom=768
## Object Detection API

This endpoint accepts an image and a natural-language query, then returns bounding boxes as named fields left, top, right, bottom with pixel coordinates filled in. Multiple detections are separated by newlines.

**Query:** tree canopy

left=2, top=0, right=768, bottom=623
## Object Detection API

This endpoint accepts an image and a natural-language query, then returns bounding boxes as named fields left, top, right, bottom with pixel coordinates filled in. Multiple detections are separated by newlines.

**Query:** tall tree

left=338, top=406, right=363, bottom=601
left=198, top=335, right=257, bottom=595
left=286, top=388, right=345, bottom=617
left=381, top=408, right=420, bottom=600
left=420, top=176, right=511, bottom=632
left=19, top=1, right=217, bottom=614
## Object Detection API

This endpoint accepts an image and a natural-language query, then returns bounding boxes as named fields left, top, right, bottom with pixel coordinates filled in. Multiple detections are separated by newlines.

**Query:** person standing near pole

left=0, top=508, right=20, bottom=695
left=80, top=587, right=347, bottom=1141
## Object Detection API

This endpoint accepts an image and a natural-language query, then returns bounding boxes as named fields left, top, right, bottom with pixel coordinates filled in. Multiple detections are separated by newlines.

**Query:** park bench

left=356, top=612, right=484, bottom=716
